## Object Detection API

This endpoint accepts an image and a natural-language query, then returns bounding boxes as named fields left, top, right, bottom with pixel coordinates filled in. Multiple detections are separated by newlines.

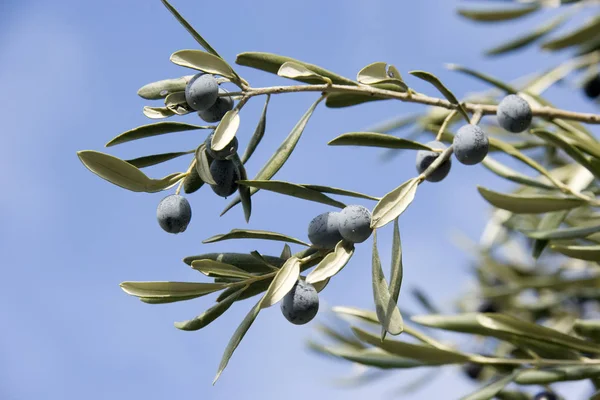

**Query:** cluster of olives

left=308, top=205, right=373, bottom=248
left=584, top=73, right=600, bottom=100
left=416, top=95, right=533, bottom=182
left=155, top=73, right=242, bottom=234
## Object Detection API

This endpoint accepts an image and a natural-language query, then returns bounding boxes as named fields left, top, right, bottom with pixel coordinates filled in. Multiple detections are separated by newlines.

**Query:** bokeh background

left=1, top=0, right=598, bottom=399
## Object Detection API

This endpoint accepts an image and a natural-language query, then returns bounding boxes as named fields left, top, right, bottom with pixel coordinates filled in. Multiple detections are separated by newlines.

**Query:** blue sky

left=1, top=1, right=598, bottom=399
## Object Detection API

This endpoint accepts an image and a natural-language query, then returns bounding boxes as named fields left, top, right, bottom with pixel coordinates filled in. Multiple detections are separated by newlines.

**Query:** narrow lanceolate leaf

left=143, top=106, right=176, bottom=119
left=120, top=281, right=226, bottom=300
left=312, top=278, right=330, bottom=293
left=280, top=244, right=292, bottom=260
left=125, top=150, right=193, bottom=168
left=183, top=162, right=204, bottom=194
left=174, top=287, right=244, bottom=331
left=328, top=132, right=434, bottom=151
left=241, top=95, right=269, bottom=164
left=236, top=52, right=356, bottom=86
left=445, top=64, right=517, bottom=94
left=214, top=299, right=262, bottom=384
left=459, top=371, right=521, bottom=400
left=372, top=231, right=404, bottom=338
left=183, top=252, right=285, bottom=272
left=170, top=50, right=235, bottom=79
left=211, top=110, right=240, bottom=152
left=191, top=260, right=254, bottom=279
left=522, top=222, right=600, bottom=241
left=411, top=288, right=440, bottom=314
left=306, top=240, right=355, bottom=284
left=551, top=244, right=600, bottom=261
left=301, top=184, right=380, bottom=201
left=221, top=96, right=324, bottom=216
left=278, top=62, right=332, bottom=84
left=321, top=347, right=426, bottom=369
left=485, top=13, right=569, bottom=56
left=457, top=5, right=539, bottom=22
left=195, top=145, right=217, bottom=186
left=352, top=327, right=469, bottom=364
left=409, top=71, right=469, bottom=122
left=389, top=218, right=403, bottom=307
left=106, top=122, right=208, bottom=147
left=357, top=62, right=408, bottom=91
left=481, top=156, right=556, bottom=191
left=237, top=180, right=346, bottom=209
left=542, top=15, right=600, bottom=51
left=77, top=150, right=181, bottom=193
left=232, top=154, right=251, bottom=222
left=574, top=320, right=600, bottom=341
left=164, top=92, right=192, bottom=115
left=137, top=75, right=193, bottom=100
left=332, top=306, right=379, bottom=324
left=531, top=210, right=569, bottom=260
left=203, top=229, right=310, bottom=247
left=160, top=0, right=222, bottom=58
left=371, top=178, right=419, bottom=229
left=477, top=187, right=585, bottom=214
left=515, top=366, right=600, bottom=385
left=260, top=257, right=300, bottom=308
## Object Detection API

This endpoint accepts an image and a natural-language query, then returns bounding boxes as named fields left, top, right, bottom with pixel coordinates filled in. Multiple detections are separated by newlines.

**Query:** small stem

left=175, top=158, right=197, bottom=195
left=436, top=110, right=458, bottom=141
left=470, top=109, right=483, bottom=126
left=417, top=145, right=454, bottom=182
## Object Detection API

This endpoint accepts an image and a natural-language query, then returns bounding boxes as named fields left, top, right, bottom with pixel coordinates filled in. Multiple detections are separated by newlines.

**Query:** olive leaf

left=542, top=15, right=600, bottom=51
left=574, top=320, right=600, bottom=342
left=481, top=156, right=556, bottom=191
left=550, top=244, right=600, bottom=261
left=445, top=64, right=517, bottom=94
left=237, top=180, right=346, bottom=209
left=260, top=257, right=300, bottom=308
left=240, top=94, right=270, bottom=165
left=300, top=184, right=380, bottom=201
left=183, top=163, right=204, bottom=194
left=143, top=106, right=176, bottom=119
left=170, top=49, right=236, bottom=79
left=372, top=230, right=404, bottom=338
left=183, top=252, right=285, bottom=273
left=137, top=75, right=193, bottom=100
left=221, top=96, right=324, bottom=216
left=174, top=287, right=244, bottom=331
left=477, top=186, right=586, bottom=214
left=459, top=371, right=522, bottom=400
left=106, top=122, right=210, bottom=147
left=328, top=132, right=434, bottom=151
left=164, top=92, right=193, bottom=115
left=191, top=260, right=254, bottom=278
left=357, top=62, right=408, bottom=91
left=77, top=150, right=183, bottom=193
left=213, top=299, right=262, bottom=384
left=318, top=347, right=426, bottom=369
left=203, top=229, right=310, bottom=247
left=231, top=154, right=252, bottom=222
left=211, top=110, right=240, bottom=152
left=278, top=61, right=332, bottom=84
left=120, top=281, right=226, bottom=301
left=371, top=178, right=419, bottom=229
left=389, top=218, right=403, bottom=313
left=306, top=240, right=355, bottom=284
left=195, top=144, right=217, bottom=185
left=457, top=5, right=539, bottom=22
left=521, top=222, right=600, bottom=241
left=280, top=244, right=292, bottom=260
left=125, top=150, right=194, bottom=168
left=530, top=210, right=569, bottom=259
left=409, top=71, right=469, bottom=122
left=515, top=366, right=600, bottom=385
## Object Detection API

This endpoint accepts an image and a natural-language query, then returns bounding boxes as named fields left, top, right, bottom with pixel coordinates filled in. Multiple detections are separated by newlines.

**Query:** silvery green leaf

left=357, top=62, right=408, bottom=91
left=531, top=210, right=569, bottom=259
left=211, top=110, right=240, bottom=152
left=183, top=164, right=204, bottom=194
left=328, top=132, right=434, bottom=151
left=280, top=244, right=292, bottom=260
left=515, top=366, right=600, bottom=385
left=300, top=184, right=380, bottom=201
left=457, top=5, right=539, bottom=22
left=481, top=156, right=556, bottom=191
left=260, top=257, right=300, bottom=308
left=120, top=281, right=226, bottom=300
left=237, top=180, right=346, bottom=209
left=306, top=240, right=355, bottom=284
left=409, top=70, right=469, bottom=121
left=174, top=287, right=244, bottom=331
left=459, top=371, right=521, bottom=400
left=195, top=144, right=217, bottom=186
left=240, top=95, right=270, bottom=165
left=278, top=61, right=332, bottom=84
left=551, top=244, right=600, bottom=261
left=125, top=150, right=193, bottom=168
left=522, top=221, right=600, bottom=241
left=232, top=154, right=252, bottom=222
left=191, top=260, right=254, bottom=278
left=320, top=347, right=426, bottom=369
left=170, top=49, right=236, bottom=79
left=143, top=106, right=176, bottom=119
left=542, top=15, right=600, bottom=50
left=389, top=218, right=403, bottom=309
left=164, top=92, right=193, bottom=115
left=371, top=178, right=419, bottom=229
left=183, top=252, right=285, bottom=272
left=202, top=228, right=310, bottom=247
left=137, top=75, right=193, bottom=100
left=445, top=64, right=518, bottom=94
left=106, top=122, right=209, bottom=147
left=477, top=186, right=585, bottom=214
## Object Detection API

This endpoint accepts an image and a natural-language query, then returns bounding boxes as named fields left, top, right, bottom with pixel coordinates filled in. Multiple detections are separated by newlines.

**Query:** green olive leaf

left=278, top=61, right=332, bottom=84
left=195, top=144, right=217, bottom=185
left=389, top=218, right=403, bottom=312
left=457, top=5, right=539, bottom=22
left=300, top=184, right=380, bottom=201
left=371, top=178, right=419, bottom=229
left=143, top=106, right=176, bottom=119
left=106, top=122, right=210, bottom=147
left=477, top=186, right=585, bottom=214
left=125, top=150, right=194, bottom=168
left=211, top=110, right=240, bottom=152
left=183, top=164, right=204, bottom=194
left=213, top=299, right=262, bottom=384
left=236, top=52, right=356, bottom=86
left=551, top=244, right=600, bottom=261
left=280, top=244, right=292, bottom=260
left=312, top=277, right=330, bottom=293
left=191, top=260, right=254, bottom=279
left=260, top=257, right=300, bottom=308
left=459, top=371, right=521, bottom=400
left=174, top=287, right=244, bottom=331
left=183, top=252, right=285, bottom=273
left=521, top=222, right=600, bottom=241
left=542, top=15, right=600, bottom=51
left=164, top=92, right=193, bottom=115
left=170, top=49, right=236, bottom=79
left=318, top=347, right=426, bottom=369
left=240, top=94, right=270, bottom=165
left=515, top=366, right=600, bottom=385
left=137, top=75, right=193, bottom=100
left=328, top=132, right=434, bottom=151
left=408, top=70, right=469, bottom=122
left=531, top=210, right=569, bottom=259
left=120, top=281, right=226, bottom=300
left=357, top=62, right=408, bottom=91
left=332, top=306, right=380, bottom=324
left=372, top=230, right=404, bottom=338
left=231, top=154, right=252, bottom=222
left=445, top=64, right=518, bottom=94
left=202, top=228, right=310, bottom=247
left=306, top=240, right=355, bottom=284
left=237, top=180, right=346, bottom=209
left=481, top=156, right=556, bottom=191
left=574, top=320, right=600, bottom=342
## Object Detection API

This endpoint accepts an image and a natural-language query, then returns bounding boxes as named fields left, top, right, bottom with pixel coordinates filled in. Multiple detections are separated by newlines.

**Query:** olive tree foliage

left=77, top=0, right=600, bottom=398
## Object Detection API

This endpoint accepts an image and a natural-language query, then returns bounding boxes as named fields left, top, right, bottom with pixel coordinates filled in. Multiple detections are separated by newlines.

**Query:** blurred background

left=1, top=0, right=598, bottom=399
